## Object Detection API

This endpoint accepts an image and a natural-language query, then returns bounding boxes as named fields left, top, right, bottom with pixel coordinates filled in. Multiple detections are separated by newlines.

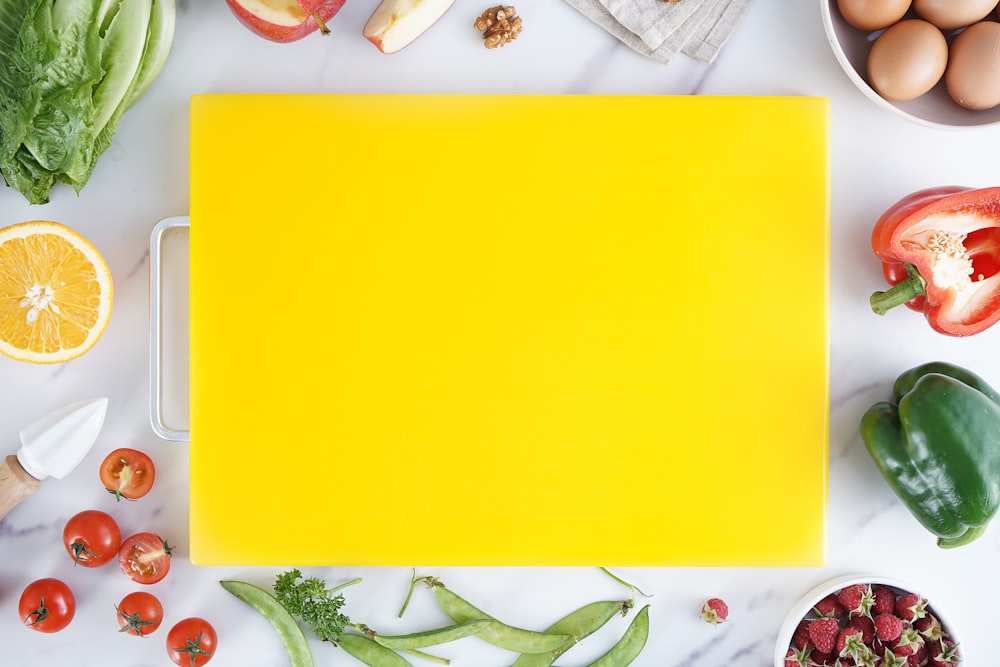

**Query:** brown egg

left=914, top=0, right=999, bottom=30
left=837, top=0, right=912, bottom=31
left=946, top=21, right=1000, bottom=110
left=867, top=20, right=948, bottom=101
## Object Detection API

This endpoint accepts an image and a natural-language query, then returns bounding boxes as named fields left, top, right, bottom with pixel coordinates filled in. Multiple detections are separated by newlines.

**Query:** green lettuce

left=0, top=0, right=175, bottom=204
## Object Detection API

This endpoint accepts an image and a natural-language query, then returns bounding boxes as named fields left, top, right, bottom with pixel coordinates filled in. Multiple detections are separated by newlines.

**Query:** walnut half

left=475, top=6, right=522, bottom=49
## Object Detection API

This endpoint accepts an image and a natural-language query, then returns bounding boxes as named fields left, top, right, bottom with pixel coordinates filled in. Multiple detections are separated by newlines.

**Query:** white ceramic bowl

left=774, top=574, right=963, bottom=666
left=821, top=1, right=1000, bottom=130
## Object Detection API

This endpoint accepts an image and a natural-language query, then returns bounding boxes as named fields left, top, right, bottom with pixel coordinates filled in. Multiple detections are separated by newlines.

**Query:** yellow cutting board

left=188, top=94, right=829, bottom=567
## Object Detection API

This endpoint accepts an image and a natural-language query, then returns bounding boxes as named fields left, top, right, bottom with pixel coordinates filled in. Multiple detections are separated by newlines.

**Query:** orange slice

left=0, top=221, right=113, bottom=364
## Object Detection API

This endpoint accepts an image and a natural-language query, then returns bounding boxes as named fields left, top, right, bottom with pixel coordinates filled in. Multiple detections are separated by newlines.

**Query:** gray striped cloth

left=564, top=0, right=754, bottom=64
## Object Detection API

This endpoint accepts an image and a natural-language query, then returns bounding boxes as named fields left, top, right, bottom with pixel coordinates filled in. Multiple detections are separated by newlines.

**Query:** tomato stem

left=69, top=540, right=99, bottom=565
left=174, top=631, right=212, bottom=666
left=25, top=594, right=50, bottom=626
left=116, top=606, right=158, bottom=637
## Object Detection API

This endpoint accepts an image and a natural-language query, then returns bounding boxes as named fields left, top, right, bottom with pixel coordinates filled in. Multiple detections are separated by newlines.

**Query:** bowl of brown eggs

left=822, top=0, right=1000, bottom=129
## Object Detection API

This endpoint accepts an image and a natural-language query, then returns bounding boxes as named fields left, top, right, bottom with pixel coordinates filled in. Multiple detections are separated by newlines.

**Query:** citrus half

left=0, top=221, right=113, bottom=364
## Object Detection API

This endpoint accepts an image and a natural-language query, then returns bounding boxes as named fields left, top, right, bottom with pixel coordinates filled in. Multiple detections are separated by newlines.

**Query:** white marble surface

left=3, top=1, right=1000, bottom=665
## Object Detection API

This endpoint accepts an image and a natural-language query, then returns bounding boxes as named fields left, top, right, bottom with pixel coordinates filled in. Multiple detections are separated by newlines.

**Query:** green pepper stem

left=870, top=263, right=927, bottom=315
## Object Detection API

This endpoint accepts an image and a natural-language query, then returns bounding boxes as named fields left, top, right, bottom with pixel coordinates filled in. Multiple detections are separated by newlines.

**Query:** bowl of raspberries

left=776, top=575, right=962, bottom=666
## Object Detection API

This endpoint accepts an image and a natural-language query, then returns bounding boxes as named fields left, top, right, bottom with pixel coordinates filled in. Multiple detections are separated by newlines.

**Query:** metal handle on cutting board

left=149, top=215, right=191, bottom=442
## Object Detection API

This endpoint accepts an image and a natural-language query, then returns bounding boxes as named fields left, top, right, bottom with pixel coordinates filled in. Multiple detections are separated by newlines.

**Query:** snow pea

left=585, top=604, right=649, bottom=667
left=511, top=600, right=629, bottom=667
left=339, top=633, right=413, bottom=667
left=220, top=580, right=314, bottom=667
left=372, top=619, right=491, bottom=649
left=432, top=585, right=571, bottom=654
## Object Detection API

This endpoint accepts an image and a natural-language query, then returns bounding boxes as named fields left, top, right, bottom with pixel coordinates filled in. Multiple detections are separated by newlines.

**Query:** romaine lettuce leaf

left=0, top=0, right=175, bottom=204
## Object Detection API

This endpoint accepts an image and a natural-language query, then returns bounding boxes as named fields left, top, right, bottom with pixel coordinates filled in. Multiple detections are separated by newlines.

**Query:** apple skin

left=226, top=0, right=346, bottom=43
left=363, top=0, right=456, bottom=54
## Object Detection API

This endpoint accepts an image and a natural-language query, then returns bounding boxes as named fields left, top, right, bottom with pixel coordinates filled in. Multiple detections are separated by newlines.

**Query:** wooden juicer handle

left=0, top=454, right=41, bottom=521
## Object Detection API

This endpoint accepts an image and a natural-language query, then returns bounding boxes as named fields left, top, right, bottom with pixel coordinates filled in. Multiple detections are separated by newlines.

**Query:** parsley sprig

left=273, top=569, right=362, bottom=643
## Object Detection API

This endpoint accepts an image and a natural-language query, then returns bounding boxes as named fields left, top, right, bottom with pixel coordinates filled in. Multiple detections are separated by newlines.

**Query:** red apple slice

left=363, top=0, right=456, bottom=54
left=227, top=0, right=346, bottom=43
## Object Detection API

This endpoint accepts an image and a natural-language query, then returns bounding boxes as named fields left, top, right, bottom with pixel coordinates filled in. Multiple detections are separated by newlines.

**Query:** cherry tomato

left=118, top=532, right=173, bottom=584
left=19, top=578, right=75, bottom=633
left=62, top=509, right=121, bottom=567
left=100, top=447, right=156, bottom=501
left=116, top=591, right=164, bottom=637
left=167, top=617, right=217, bottom=667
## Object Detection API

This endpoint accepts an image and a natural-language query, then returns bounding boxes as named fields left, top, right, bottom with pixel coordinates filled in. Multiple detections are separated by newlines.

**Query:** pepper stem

left=870, top=263, right=926, bottom=315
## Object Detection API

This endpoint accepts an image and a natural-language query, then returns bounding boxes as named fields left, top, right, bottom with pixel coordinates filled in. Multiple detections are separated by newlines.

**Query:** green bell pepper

left=860, top=361, right=1000, bottom=548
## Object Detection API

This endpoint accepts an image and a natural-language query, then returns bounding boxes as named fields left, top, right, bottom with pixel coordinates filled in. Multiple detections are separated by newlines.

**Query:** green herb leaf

left=274, top=569, right=352, bottom=643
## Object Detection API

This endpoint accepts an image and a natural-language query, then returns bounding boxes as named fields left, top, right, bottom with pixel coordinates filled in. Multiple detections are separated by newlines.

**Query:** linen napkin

left=564, top=0, right=754, bottom=65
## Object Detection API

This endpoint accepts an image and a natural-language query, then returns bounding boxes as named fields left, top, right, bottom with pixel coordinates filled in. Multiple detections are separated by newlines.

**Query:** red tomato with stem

left=19, top=578, right=75, bottom=633
left=167, top=617, right=217, bottom=667
left=100, top=448, right=156, bottom=501
left=119, top=532, right=173, bottom=584
left=62, top=509, right=121, bottom=567
left=116, top=591, right=164, bottom=636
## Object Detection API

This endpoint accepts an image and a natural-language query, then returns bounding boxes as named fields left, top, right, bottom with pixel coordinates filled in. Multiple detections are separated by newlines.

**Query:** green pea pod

left=220, top=580, right=314, bottom=667
left=585, top=605, right=649, bottom=667
left=432, top=586, right=571, bottom=654
left=339, top=633, right=413, bottom=667
left=373, top=619, right=491, bottom=650
left=512, top=600, right=628, bottom=667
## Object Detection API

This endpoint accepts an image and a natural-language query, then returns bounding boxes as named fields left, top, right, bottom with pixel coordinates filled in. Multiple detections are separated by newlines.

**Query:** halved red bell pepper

left=870, top=185, right=1000, bottom=336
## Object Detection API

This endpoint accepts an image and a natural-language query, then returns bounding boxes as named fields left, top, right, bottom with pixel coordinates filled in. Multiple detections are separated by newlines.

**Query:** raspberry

left=784, top=647, right=799, bottom=667
left=700, top=598, right=728, bottom=625
left=914, top=614, right=946, bottom=642
left=791, top=619, right=811, bottom=649
left=836, top=583, right=874, bottom=618
left=877, top=647, right=909, bottom=667
left=848, top=615, right=876, bottom=643
left=785, top=646, right=813, bottom=667
left=874, top=613, right=903, bottom=642
left=930, top=639, right=961, bottom=666
left=895, top=627, right=924, bottom=658
left=872, top=585, right=896, bottom=615
left=810, top=650, right=831, bottom=665
left=809, top=617, right=840, bottom=654
left=813, top=593, right=845, bottom=619
left=895, top=593, right=928, bottom=622
left=908, top=642, right=929, bottom=666
left=836, top=626, right=867, bottom=658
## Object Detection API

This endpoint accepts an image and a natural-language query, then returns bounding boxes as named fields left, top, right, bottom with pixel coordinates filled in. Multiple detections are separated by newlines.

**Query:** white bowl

left=821, top=1, right=1000, bottom=130
left=774, top=574, right=963, bottom=666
